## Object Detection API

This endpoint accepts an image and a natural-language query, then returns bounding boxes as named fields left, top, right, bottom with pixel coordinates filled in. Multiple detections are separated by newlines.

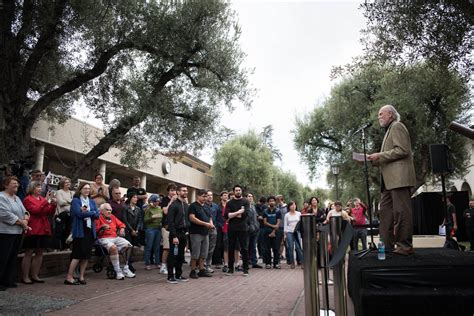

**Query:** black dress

left=71, top=220, right=94, bottom=260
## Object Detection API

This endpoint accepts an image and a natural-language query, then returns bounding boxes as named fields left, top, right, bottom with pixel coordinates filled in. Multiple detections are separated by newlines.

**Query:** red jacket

left=23, top=195, right=56, bottom=236
left=96, top=214, right=125, bottom=239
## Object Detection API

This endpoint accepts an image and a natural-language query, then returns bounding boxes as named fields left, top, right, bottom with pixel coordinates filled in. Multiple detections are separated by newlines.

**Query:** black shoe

left=64, top=279, right=80, bottom=285
left=225, top=269, right=234, bottom=276
left=31, top=278, right=45, bottom=283
left=197, top=269, right=212, bottom=277
left=189, top=270, right=199, bottom=279
left=236, top=265, right=243, bottom=271
left=222, top=265, right=229, bottom=273
left=6, top=282, right=17, bottom=288
left=176, top=276, right=188, bottom=282
left=252, top=264, right=263, bottom=269
left=243, top=270, right=249, bottom=277
left=167, top=277, right=178, bottom=284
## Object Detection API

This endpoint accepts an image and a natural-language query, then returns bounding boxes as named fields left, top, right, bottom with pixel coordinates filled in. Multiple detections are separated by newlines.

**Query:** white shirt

left=284, top=211, right=301, bottom=233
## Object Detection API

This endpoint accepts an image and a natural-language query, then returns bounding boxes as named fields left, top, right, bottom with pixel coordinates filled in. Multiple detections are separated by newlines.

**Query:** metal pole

left=302, top=214, right=319, bottom=315
left=329, top=217, right=348, bottom=316
left=335, top=174, right=339, bottom=201
left=320, top=226, right=331, bottom=315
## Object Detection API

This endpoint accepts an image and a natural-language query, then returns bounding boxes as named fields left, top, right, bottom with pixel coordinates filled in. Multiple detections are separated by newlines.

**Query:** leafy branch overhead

left=0, top=0, right=254, bottom=180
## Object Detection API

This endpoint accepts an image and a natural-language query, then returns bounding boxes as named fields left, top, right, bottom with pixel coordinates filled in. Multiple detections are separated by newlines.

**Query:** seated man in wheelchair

left=96, top=203, right=136, bottom=280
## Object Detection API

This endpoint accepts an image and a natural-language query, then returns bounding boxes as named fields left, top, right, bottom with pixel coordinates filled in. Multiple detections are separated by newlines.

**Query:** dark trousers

left=264, top=230, right=280, bottom=266
left=228, top=230, right=249, bottom=272
left=257, top=227, right=266, bottom=258
left=247, top=231, right=258, bottom=266
left=212, top=229, right=224, bottom=265
left=167, top=231, right=187, bottom=279
left=379, top=187, right=413, bottom=251
left=0, top=234, right=22, bottom=286
left=466, top=227, right=474, bottom=251
left=53, top=212, right=71, bottom=250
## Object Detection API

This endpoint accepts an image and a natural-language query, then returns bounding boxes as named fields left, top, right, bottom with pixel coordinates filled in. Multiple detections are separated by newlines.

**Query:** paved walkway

left=4, top=260, right=306, bottom=315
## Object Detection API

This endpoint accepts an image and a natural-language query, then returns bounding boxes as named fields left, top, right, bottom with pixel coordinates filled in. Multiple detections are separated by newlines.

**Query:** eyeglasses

left=106, top=209, right=112, bottom=212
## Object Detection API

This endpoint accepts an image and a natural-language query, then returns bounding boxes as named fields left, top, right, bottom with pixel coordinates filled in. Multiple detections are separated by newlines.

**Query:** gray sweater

left=0, top=191, right=27, bottom=234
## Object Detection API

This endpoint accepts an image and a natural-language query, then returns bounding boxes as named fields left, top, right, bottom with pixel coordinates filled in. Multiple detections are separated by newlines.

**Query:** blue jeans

left=286, top=232, right=303, bottom=265
left=144, top=228, right=161, bottom=266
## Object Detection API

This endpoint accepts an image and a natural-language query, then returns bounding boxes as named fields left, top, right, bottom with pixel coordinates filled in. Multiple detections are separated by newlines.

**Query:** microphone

left=351, top=122, right=373, bottom=136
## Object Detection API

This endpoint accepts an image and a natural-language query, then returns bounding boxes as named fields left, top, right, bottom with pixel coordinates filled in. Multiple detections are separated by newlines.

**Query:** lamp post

left=331, top=165, right=340, bottom=201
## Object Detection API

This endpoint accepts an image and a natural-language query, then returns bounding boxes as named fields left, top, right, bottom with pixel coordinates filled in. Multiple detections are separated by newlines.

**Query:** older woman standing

left=55, top=177, right=74, bottom=249
left=64, top=182, right=100, bottom=285
left=0, top=176, right=30, bottom=291
left=21, top=181, right=57, bottom=284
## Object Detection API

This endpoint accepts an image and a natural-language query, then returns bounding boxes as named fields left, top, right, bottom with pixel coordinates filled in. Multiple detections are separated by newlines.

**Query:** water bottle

left=173, top=244, right=178, bottom=256
left=377, top=240, right=386, bottom=260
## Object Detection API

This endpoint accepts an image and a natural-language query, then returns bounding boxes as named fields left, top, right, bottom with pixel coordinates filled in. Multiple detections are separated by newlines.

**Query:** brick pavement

left=8, top=260, right=307, bottom=316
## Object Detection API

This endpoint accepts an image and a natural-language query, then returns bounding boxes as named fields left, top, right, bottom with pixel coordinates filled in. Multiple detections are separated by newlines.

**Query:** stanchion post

left=329, top=217, right=348, bottom=316
left=320, top=226, right=331, bottom=312
left=302, top=214, right=319, bottom=315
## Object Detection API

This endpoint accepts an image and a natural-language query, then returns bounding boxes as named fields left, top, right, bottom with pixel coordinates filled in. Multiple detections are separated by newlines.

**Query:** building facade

left=31, top=118, right=212, bottom=200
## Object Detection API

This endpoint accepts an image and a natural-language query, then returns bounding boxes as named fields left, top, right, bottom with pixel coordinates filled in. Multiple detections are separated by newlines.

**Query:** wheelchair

left=92, top=242, right=136, bottom=279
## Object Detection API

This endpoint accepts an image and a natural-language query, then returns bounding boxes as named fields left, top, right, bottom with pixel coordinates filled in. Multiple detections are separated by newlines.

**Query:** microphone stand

left=355, top=127, right=377, bottom=259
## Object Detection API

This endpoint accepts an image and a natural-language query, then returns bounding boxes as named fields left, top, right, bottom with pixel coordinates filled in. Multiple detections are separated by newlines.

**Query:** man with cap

left=188, top=189, right=214, bottom=279
left=143, top=194, right=163, bottom=270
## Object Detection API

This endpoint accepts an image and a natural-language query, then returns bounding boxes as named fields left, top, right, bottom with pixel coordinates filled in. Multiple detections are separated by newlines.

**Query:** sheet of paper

left=352, top=152, right=366, bottom=162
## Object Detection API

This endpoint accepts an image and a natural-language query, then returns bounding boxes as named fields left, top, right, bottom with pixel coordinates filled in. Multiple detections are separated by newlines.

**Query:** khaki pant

left=379, top=187, right=413, bottom=251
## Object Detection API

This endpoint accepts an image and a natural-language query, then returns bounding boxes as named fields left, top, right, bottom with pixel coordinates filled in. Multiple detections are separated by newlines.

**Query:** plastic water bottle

left=173, top=244, right=178, bottom=256
left=377, top=240, right=386, bottom=260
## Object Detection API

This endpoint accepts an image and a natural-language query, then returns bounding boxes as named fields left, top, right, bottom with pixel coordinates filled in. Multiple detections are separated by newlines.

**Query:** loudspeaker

left=429, top=144, right=452, bottom=174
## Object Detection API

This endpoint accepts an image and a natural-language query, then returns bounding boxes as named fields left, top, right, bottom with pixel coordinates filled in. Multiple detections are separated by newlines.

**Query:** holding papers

left=352, top=152, right=366, bottom=162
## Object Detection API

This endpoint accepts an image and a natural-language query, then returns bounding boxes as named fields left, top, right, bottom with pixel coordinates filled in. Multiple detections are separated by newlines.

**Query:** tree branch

left=186, top=61, right=224, bottom=81
left=25, top=41, right=140, bottom=122
left=16, top=0, right=67, bottom=105
left=15, top=0, right=34, bottom=52
left=184, top=70, right=200, bottom=87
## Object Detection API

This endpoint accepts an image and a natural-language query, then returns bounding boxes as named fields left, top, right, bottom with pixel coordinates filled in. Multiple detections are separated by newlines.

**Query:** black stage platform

left=348, top=248, right=474, bottom=316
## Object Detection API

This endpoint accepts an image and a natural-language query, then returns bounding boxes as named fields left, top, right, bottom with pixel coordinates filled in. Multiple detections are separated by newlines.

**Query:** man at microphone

left=367, top=105, right=416, bottom=256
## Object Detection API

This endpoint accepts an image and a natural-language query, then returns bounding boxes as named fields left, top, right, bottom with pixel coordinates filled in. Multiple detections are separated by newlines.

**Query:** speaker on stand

left=429, top=144, right=453, bottom=244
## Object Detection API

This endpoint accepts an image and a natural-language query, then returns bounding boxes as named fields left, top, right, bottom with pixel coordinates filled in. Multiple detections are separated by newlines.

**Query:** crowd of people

left=0, top=168, right=380, bottom=289
left=1, top=165, right=474, bottom=290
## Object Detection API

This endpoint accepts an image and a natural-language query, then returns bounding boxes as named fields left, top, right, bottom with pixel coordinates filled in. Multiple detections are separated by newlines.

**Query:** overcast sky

left=203, top=0, right=367, bottom=188
left=75, top=1, right=367, bottom=189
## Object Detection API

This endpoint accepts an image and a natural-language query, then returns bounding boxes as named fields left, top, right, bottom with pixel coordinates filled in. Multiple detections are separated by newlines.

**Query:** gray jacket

left=0, top=192, right=27, bottom=234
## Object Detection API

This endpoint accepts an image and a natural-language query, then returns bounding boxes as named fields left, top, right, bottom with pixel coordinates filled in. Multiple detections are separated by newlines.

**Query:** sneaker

left=116, top=271, right=125, bottom=280
left=123, top=266, right=136, bottom=278
left=167, top=277, right=178, bottom=284
left=205, top=266, right=214, bottom=273
left=189, top=270, right=199, bottom=279
left=236, top=265, right=243, bottom=271
left=243, top=270, right=249, bottom=277
left=160, top=265, right=168, bottom=274
left=274, top=264, right=281, bottom=269
left=265, top=264, right=272, bottom=269
left=225, top=269, right=234, bottom=276
left=252, top=264, right=263, bottom=269
left=145, top=265, right=152, bottom=271
left=222, top=265, right=229, bottom=273
left=198, top=269, right=213, bottom=277
left=176, top=276, right=188, bottom=282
